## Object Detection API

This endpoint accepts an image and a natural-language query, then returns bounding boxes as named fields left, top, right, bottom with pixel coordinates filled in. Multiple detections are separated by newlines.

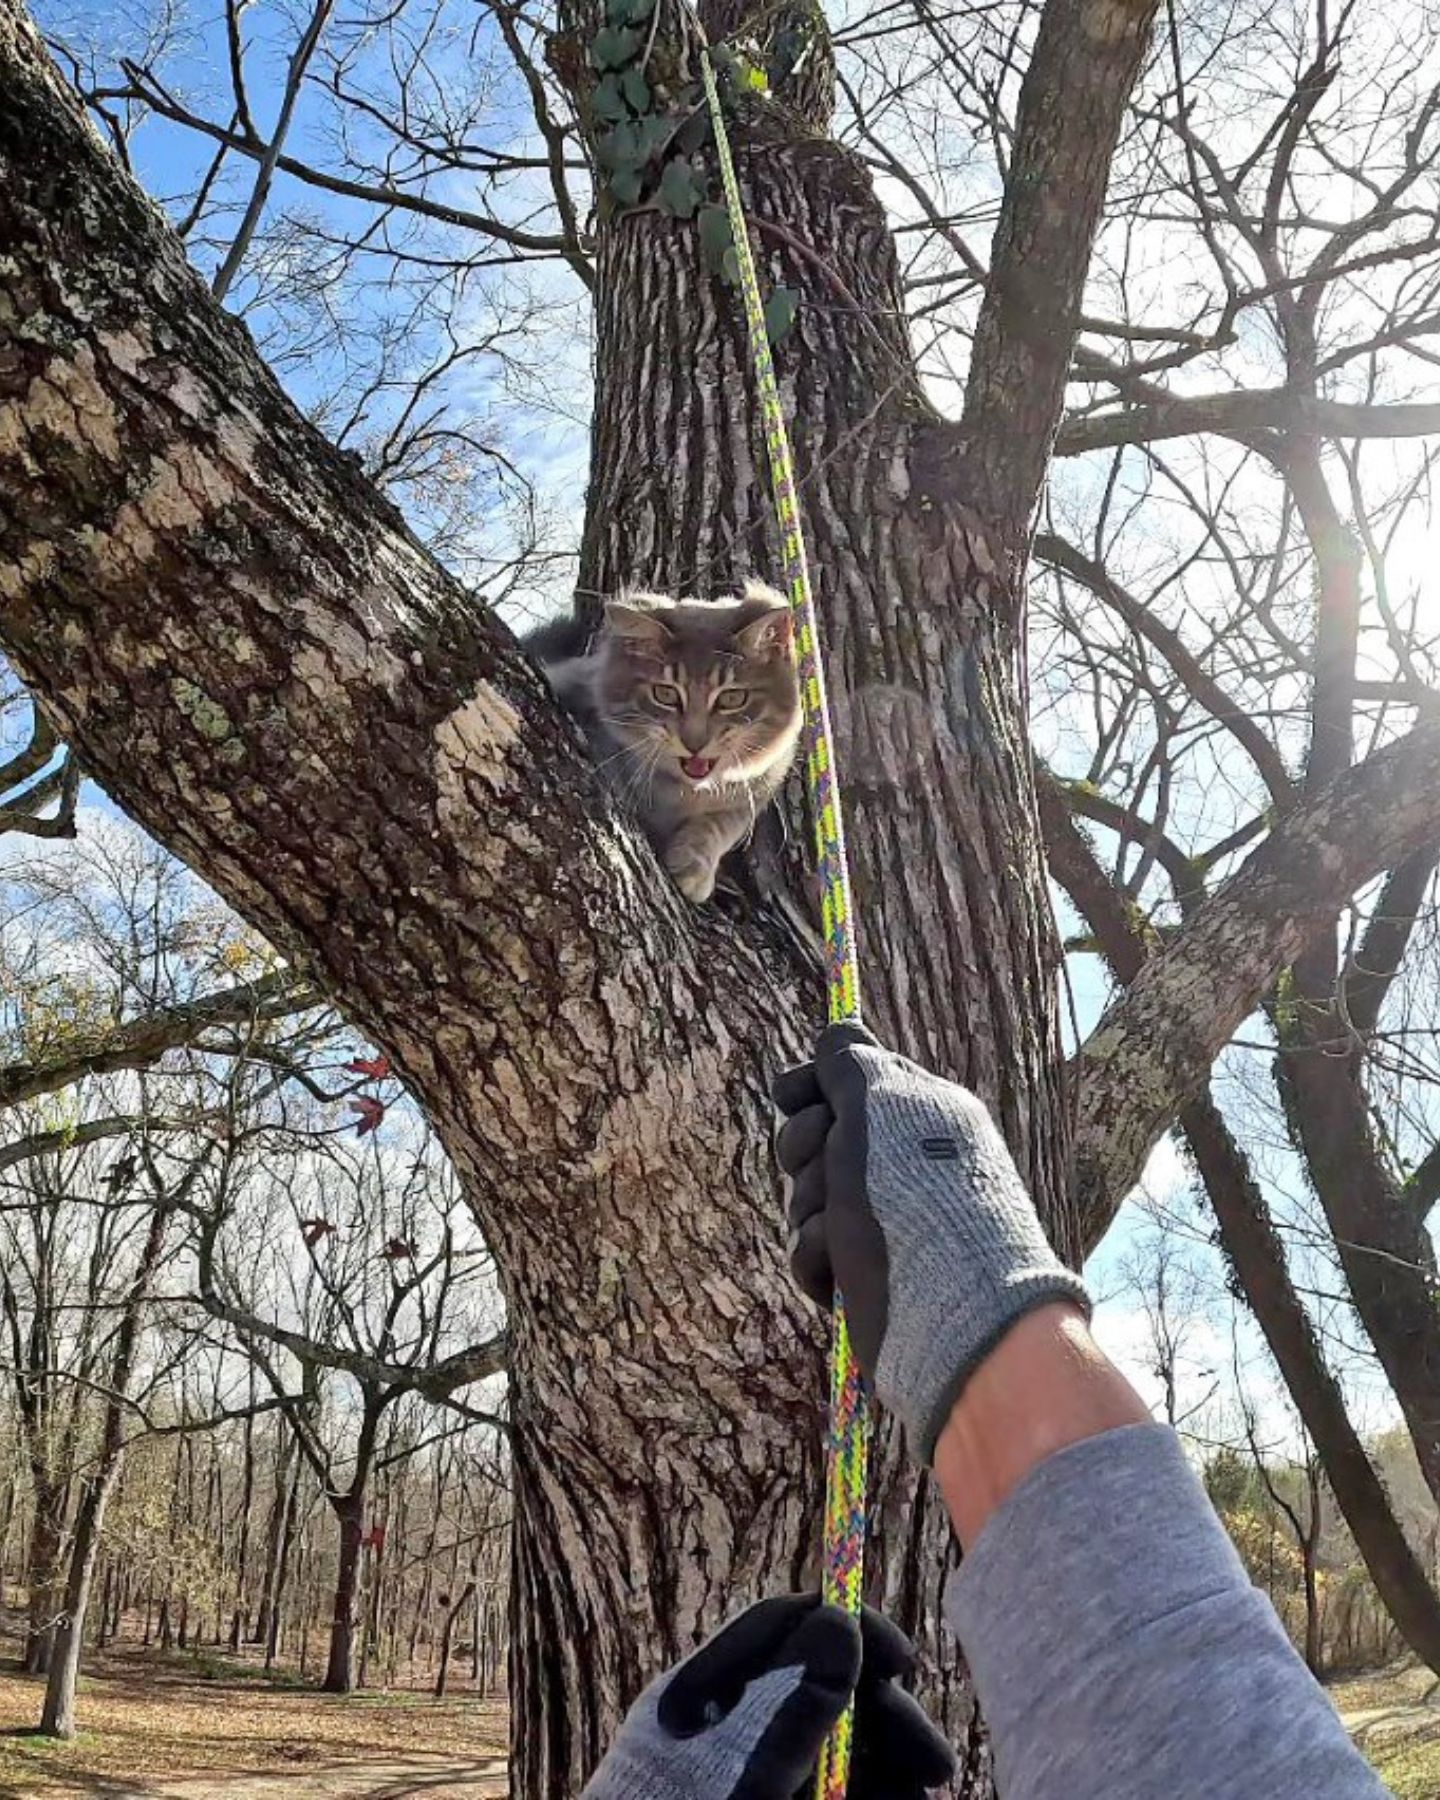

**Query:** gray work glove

left=582, top=1595, right=954, bottom=1799
left=773, top=1021, right=1090, bottom=1465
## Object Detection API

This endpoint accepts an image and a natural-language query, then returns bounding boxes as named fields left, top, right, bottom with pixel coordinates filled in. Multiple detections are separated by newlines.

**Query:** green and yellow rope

left=699, top=47, right=869, bottom=1800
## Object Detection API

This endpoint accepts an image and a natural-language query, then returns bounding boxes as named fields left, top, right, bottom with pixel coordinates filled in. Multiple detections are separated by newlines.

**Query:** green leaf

left=657, top=159, right=702, bottom=219
left=621, top=66, right=651, bottom=112
left=590, top=25, right=642, bottom=70
left=743, top=60, right=769, bottom=92
left=764, top=284, right=799, bottom=344
left=676, top=108, right=710, bottom=154
left=592, top=74, right=629, bottom=123
left=698, top=204, right=734, bottom=275
left=721, top=244, right=741, bottom=286
left=633, top=114, right=673, bottom=160
left=595, top=122, right=640, bottom=170
left=609, top=164, right=644, bottom=206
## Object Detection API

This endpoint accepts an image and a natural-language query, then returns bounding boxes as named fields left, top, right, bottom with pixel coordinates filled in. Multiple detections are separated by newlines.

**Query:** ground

left=1, top=1642, right=1436, bottom=1795
left=1334, top=1660, right=1440, bottom=1799
left=0, top=1646, right=507, bottom=1799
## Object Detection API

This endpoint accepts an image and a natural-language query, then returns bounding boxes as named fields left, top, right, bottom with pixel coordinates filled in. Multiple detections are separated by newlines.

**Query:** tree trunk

left=38, top=1462, right=118, bottom=1736
left=1041, top=777, right=1440, bottom=1673
left=40, top=1195, right=169, bottom=1736
left=229, top=1398, right=257, bottom=1651
left=265, top=1451, right=301, bottom=1671
left=436, top=1578, right=476, bottom=1700
left=325, top=1495, right=364, bottom=1694
left=255, top=1425, right=293, bottom=1649
left=1277, top=1003, right=1440, bottom=1502
left=22, top=1471, right=66, bottom=1675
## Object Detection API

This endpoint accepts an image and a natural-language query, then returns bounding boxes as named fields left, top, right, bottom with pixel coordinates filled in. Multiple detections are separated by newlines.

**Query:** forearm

left=937, top=1317, right=1384, bottom=1800
left=932, top=1302, right=1147, bottom=1547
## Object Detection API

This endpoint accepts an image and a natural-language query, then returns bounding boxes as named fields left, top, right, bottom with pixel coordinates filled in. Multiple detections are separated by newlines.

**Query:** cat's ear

left=733, top=595, right=794, bottom=659
left=604, top=597, right=674, bottom=651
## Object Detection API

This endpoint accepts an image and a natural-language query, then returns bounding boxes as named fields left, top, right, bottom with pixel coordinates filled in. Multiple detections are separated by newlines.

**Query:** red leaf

left=383, top=1236, right=415, bottom=1261
left=301, top=1218, right=333, bottom=1248
left=348, top=1096, right=386, bottom=1136
left=346, top=1054, right=391, bottom=1081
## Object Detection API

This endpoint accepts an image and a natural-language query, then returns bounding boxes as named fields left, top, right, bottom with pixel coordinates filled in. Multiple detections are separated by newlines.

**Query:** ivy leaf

left=698, top=204, right=734, bottom=275
left=596, top=121, right=641, bottom=170
left=676, top=108, right=710, bottom=155
left=764, top=284, right=800, bottom=344
left=590, top=25, right=642, bottom=69
left=621, top=66, right=651, bottom=112
left=592, top=73, right=629, bottom=123
left=609, top=163, right=645, bottom=206
left=721, top=244, right=742, bottom=286
left=636, top=115, right=674, bottom=158
left=658, top=159, right=702, bottom=219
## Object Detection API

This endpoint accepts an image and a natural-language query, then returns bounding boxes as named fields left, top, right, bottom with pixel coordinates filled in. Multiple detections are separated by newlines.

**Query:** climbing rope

left=699, top=47, right=869, bottom=1800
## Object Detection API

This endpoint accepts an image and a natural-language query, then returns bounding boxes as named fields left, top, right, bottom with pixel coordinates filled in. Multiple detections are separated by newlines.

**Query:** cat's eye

left=714, top=688, right=749, bottom=714
left=650, top=682, right=682, bottom=709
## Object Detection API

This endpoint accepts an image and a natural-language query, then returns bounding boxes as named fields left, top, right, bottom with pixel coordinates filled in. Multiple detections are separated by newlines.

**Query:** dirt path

left=39, top=1755, right=508, bottom=1799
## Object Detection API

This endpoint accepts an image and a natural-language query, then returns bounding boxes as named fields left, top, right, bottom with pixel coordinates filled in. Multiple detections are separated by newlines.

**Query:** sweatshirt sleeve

left=944, top=1422, right=1385, bottom=1800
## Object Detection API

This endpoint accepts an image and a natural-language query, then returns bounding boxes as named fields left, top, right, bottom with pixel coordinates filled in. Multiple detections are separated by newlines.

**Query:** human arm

left=774, top=1023, right=1386, bottom=1800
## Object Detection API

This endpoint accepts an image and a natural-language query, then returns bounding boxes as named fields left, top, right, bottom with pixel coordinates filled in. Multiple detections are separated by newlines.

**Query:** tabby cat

left=529, top=583, right=802, bottom=901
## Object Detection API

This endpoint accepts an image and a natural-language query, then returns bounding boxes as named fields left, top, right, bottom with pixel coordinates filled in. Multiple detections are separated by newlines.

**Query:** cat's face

left=594, top=583, right=802, bottom=787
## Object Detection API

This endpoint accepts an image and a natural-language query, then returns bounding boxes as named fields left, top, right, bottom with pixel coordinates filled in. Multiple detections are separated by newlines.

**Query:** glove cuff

left=906, top=1271, right=1093, bottom=1465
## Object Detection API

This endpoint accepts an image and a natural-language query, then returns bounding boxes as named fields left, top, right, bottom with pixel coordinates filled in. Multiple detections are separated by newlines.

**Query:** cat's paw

left=664, top=842, right=718, bottom=903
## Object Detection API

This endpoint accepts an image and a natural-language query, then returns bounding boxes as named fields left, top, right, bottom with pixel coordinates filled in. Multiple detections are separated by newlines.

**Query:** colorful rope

left=700, top=48, right=869, bottom=1800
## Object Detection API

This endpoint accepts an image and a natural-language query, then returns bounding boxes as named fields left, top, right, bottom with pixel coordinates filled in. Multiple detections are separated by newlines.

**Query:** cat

left=527, top=583, right=803, bottom=902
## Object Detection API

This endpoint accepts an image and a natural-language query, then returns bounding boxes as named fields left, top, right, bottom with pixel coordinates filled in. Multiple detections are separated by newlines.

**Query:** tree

left=188, top=1134, right=504, bottom=1693
left=11, top=0, right=1440, bottom=1793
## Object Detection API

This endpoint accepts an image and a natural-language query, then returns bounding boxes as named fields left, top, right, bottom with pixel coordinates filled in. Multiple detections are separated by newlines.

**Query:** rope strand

left=700, top=48, right=869, bottom=1800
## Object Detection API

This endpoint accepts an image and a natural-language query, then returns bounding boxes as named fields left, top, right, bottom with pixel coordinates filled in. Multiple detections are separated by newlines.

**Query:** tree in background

left=0, top=819, right=508, bottom=1734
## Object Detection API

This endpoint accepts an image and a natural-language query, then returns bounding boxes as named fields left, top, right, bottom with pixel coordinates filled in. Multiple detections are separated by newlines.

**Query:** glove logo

left=919, top=1136, right=959, bottom=1160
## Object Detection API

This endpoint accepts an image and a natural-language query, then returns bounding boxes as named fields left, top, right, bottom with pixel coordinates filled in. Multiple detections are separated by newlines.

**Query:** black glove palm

left=582, top=1593, right=954, bottom=1799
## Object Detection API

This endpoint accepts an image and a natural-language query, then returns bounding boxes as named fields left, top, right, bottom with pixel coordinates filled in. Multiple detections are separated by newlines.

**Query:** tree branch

left=1071, top=716, right=1440, bottom=1233
left=0, top=968, right=319, bottom=1112
left=1035, top=532, right=1295, bottom=806
left=1058, top=389, right=1440, bottom=456
left=960, top=0, right=1161, bottom=546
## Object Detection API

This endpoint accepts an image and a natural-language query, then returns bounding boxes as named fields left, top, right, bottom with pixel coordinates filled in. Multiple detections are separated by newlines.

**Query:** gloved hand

left=581, top=1594, right=954, bottom=1799
left=773, top=1021, right=1090, bottom=1465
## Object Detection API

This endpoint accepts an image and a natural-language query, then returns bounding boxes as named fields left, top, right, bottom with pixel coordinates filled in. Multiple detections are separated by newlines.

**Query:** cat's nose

left=679, top=721, right=711, bottom=755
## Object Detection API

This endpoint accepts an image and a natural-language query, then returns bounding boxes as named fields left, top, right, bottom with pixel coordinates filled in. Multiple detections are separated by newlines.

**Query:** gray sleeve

left=944, top=1423, right=1385, bottom=1800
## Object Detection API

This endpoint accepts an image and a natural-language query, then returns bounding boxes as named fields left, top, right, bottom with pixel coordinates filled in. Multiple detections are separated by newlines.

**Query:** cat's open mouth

left=681, top=755, right=717, bottom=781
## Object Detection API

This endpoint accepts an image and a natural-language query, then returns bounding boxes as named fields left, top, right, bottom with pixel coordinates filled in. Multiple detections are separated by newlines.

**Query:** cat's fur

left=528, top=583, right=802, bottom=901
